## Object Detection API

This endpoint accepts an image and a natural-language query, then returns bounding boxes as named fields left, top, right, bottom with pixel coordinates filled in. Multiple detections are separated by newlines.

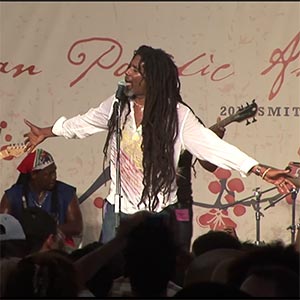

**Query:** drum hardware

left=222, top=186, right=298, bottom=245
left=265, top=188, right=299, bottom=244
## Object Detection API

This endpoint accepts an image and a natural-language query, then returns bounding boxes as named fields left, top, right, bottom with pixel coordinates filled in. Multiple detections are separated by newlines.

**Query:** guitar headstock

left=234, top=99, right=258, bottom=125
left=0, top=143, right=27, bottom=160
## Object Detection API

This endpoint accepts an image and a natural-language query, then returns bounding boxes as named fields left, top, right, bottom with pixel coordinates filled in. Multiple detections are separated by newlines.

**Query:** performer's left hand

left=263, top=168, right=296, bottom=194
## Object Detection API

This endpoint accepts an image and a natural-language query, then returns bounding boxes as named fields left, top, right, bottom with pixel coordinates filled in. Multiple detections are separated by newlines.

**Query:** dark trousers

left=99, top=200, right=193, bottom=251
left=167, top=202, right=193, bottom=251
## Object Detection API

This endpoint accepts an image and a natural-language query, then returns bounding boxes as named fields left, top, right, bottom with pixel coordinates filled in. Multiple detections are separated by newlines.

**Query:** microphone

left=115, top=80, right=127, bottom=101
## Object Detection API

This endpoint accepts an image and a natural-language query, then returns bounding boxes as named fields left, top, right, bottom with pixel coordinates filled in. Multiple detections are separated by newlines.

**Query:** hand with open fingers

left=262, top=168, right=296, bottom=194
left=23, top=119, right=51, bottom=152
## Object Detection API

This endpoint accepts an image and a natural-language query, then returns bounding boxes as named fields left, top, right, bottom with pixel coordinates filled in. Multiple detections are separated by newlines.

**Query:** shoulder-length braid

left=136, top=46, right=185, bottom=211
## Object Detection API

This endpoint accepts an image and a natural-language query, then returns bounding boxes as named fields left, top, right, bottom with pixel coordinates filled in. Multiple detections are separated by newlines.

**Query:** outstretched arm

left=201, top=119, right=297, bottom=192
left=23, top=119, right=56, bottom=152
left=183, top=111, right=297, bottom=193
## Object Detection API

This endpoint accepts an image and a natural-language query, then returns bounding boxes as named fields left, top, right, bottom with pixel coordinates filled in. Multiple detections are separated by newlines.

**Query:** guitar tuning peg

left=252, top=117, right=257, bottom=123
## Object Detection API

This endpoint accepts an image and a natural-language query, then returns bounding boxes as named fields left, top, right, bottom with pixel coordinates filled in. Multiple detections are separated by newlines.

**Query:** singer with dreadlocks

left=23, top=45, right=295, bottom=245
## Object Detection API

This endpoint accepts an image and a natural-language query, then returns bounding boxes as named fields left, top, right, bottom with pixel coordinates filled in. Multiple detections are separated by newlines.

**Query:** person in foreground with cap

left=0, top=213, right=28, bottom=297
left=0, top=209, right=75, bottom=297
left=0, top=148, right=83, bottom=249
left=0, top=213, right=28, bottom=258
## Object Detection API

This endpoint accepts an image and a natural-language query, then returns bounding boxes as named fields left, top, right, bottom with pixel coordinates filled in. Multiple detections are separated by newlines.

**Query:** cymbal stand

left=287, top=189, right=298, bottom=244
left=264, top=188, right=298, bottom=244
left=222, top=186, right=277, bottom=245
left=252, top=186, right=286, bottom=245
left=253, top=188, right=264, bottom=245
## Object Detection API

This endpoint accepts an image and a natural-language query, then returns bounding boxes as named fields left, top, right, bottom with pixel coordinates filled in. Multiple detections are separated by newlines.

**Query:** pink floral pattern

left=196, top=168, right=247, bottom=230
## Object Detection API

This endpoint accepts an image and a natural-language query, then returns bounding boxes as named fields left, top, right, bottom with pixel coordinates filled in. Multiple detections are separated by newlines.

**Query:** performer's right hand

left=23, top=119, right=50, bottom=152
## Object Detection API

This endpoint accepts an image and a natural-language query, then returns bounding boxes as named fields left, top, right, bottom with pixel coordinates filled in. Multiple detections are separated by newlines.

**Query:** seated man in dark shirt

left=0, top=148, right=83, bottom=249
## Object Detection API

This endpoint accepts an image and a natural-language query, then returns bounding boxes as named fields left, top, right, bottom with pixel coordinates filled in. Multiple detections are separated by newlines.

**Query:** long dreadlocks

left=103, top=45, right=185, bottom=211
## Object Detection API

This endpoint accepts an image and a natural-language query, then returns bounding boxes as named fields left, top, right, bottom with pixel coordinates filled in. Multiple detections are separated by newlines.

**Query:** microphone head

left=115, top=80, right=127, bottom=100
left=118, top=80, right=126, bottom=87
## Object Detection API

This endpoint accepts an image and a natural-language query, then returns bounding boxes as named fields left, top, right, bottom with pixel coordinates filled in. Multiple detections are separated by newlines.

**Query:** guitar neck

left=0, top=145, right=27, bottom=160
left=209, top=115, right=235, bottom=131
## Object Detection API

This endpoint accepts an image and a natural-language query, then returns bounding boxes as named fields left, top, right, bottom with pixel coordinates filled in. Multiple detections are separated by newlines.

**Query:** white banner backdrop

left=1, top=2, right=299, bottom=246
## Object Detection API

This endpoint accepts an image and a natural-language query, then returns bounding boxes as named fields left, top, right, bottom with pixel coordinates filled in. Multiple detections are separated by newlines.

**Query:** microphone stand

left=252, top=187, right=295, bottom=245
left=113, top=81, right=127, bottom=230
left=114, top=100, right=122, bottom=230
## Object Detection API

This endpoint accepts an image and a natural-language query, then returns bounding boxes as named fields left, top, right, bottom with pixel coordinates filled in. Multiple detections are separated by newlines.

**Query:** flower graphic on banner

left=198, top=208, right=238, bottom=230
left=196, top=168, right=247, bottom=230
left=195, top=165, right=299, bottom=231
